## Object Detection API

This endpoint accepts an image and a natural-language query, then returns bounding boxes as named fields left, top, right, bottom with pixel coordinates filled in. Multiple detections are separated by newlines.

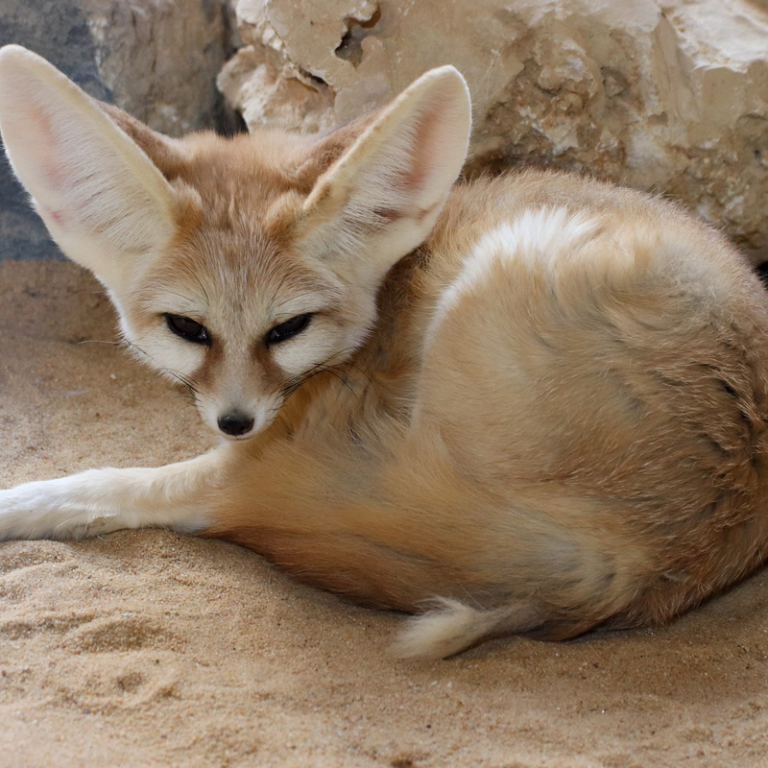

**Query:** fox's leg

left=0, top=448, right=229, bottom=540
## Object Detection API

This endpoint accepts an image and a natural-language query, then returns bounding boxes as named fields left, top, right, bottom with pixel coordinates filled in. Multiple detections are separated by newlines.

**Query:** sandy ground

left=1, top=260, right=768, bottom=768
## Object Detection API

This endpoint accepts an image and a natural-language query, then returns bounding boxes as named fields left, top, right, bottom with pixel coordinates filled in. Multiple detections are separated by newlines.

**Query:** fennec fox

left=2, top=45, right=768, bottom=659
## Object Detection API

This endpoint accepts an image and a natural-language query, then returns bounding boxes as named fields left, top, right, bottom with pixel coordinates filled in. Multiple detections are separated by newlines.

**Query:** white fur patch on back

left=426, top=207, right=600, bottom=344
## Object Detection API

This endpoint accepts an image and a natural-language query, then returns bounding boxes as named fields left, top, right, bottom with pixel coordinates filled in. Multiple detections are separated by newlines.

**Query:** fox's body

left=2, top=46, right=768, bottom=658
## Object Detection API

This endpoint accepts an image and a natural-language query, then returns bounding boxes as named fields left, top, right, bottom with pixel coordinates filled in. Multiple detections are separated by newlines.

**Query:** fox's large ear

left=295, top=66, right=471, bottom=284
left=0, top=45, right=179, bottom=287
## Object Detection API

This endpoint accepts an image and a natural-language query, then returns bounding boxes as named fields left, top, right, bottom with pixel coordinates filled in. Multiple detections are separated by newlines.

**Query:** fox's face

left=0, top=46, right=471, bottom=439
left=120, top=177, right=374, bottom=438
left=126, top=228, right=363, bottom=439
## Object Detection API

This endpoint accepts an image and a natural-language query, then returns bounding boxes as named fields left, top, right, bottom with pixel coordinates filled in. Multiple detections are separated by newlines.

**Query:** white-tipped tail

left=391, top=598, right=542, bottom=660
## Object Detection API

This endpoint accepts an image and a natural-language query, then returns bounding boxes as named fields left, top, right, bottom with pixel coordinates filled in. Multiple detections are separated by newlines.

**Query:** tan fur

left=205, top=174, right=768, bottom=648
left=2, top=46, right=768, bottom=658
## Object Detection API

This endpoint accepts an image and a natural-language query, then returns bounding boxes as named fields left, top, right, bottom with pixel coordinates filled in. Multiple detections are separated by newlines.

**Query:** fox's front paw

left=0, top=481, right=73, bottom=540
left=0, top=476, right=120, bottom=540
left=0, top=482, right=52, bottom=540
left=0, top=459, right=215, bottom=541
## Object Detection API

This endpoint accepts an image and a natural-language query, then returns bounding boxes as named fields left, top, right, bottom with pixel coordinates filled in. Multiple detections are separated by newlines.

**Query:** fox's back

left=278, top=170, right=768, bottom=632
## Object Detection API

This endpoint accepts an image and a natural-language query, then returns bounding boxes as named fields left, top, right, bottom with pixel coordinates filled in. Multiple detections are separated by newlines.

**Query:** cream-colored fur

left=2, top=45, right=768, bottom=658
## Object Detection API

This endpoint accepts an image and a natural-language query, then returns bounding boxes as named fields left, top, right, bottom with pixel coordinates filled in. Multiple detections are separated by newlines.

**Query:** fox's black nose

left=217, top=412, right=255, bottom=437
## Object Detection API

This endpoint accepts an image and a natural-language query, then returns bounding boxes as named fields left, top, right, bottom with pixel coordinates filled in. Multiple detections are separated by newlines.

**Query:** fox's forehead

left=124, top=121, right=362, bottom=331
left=136, top=212, right=342, bottom=331
left=131, top=131, right=321, bottom=308
left=172, top=129, right=317, bottom=222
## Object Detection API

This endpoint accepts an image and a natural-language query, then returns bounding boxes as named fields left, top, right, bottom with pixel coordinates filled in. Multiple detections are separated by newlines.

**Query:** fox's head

left=0, top=46, right=471, bottom=440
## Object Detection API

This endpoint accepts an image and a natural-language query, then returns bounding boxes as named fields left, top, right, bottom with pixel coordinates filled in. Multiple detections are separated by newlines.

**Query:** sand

left=1, top=259, right=768, bottom=768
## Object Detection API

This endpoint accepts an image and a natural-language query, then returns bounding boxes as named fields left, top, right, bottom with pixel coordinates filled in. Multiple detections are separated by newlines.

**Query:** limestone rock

left=220, top=0, right=768, bottom=261
left=0, top=0, right=236, bottom=260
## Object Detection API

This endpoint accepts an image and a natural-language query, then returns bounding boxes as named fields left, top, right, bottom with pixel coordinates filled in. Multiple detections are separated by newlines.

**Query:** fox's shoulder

left=422, top=168, right=743, bottom=288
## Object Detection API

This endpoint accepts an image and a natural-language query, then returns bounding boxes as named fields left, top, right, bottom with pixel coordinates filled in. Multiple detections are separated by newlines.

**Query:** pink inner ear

left=9, top=95, right=65, bottom=196
left=48, top=209, right=65, bottom=226
left=401, top=98, right=447, bottom=194
left=36, top=201, right=69, bottom=235
left=17, top=102, right=70, bottom=231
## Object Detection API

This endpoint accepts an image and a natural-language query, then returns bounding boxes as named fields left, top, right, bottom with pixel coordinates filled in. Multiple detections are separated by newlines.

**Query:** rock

left=220, top=0, right=768, bottom=261
left=0, top=0, right=237, bottom=260
left=76, top=0, right=238, bottom=137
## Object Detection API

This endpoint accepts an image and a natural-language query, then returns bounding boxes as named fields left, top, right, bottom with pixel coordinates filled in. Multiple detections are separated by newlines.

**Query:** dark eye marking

left=265, top=313, right=313, bottom=346
left=164, top=313, right=210, bottom=345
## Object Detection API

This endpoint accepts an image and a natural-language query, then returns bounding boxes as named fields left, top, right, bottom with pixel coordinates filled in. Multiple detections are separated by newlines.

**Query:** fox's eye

left=266, top=313, right=313, bottom=346
left=164, top=314, right=210, bottom=345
